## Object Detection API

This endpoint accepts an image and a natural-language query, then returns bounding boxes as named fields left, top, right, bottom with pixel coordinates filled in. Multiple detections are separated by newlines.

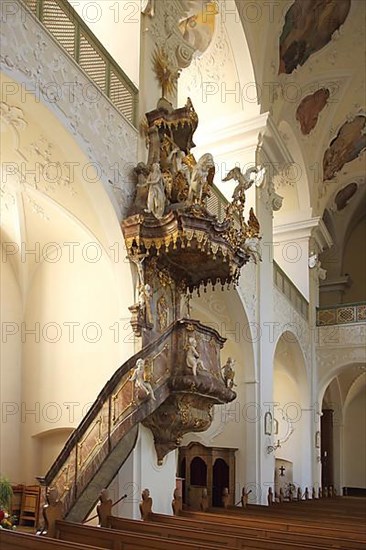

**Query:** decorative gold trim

left=112, top=376, right=134, bottom=425
left=150, top=344, right=170, bottom=384
left=77, top=415, right=103, bottom=467
left=61, top=464, right=71, bottom=493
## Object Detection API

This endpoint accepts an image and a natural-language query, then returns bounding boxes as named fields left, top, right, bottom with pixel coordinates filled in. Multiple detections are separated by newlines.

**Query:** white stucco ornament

left=308, top=253, right=319, bottom=269
left=141, top=0, right=155, bottom=16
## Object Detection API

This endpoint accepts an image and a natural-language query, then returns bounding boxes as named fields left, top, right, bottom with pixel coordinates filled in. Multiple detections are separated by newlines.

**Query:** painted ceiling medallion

left=296, top=88, right=330, bottom=135
left=279, top=0, right=351, bottom=75
left=323, top=115, right=366, bottom=181
left=334, top=182, right=358, bottom=211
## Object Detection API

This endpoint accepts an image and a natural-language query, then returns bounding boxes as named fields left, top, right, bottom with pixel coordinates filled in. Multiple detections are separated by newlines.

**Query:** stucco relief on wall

left=1, top=101, right=78, bottom=219
left=317, top=324, right=366, bottom=386
left=178, top=13, right=237, bottom=114
left=236, top=262, right=256, bottom=325
left=0, top=2, right=138, bottom=219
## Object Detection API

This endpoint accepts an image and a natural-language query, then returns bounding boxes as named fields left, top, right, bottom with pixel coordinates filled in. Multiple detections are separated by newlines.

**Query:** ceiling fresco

left=279, top=0, right=351, bottom=74
left=323, top=115, right=366, bottom=182
left=334, top=182, right=358, bottom=211
left=296, top=88, right=330, bottom=135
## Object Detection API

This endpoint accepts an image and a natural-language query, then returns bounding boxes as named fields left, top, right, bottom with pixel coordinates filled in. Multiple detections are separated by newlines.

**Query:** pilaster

left=254, top=115, right=293, bottom=503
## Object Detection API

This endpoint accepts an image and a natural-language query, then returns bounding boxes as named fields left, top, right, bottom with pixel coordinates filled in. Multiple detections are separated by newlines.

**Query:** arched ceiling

left=323, top=364, right=366, bottom=415
left=1, top=74, right=127, bottom=304
left=178, top=0, right=260, bottom=131
left=320, top=184, right=366, bottom=283
left=235, top=0, right=365, bottom=221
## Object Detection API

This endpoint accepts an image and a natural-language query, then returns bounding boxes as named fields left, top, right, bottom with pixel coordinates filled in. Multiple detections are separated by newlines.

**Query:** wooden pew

left=150, top=510, right=366, bottom=546
left=219, top=504, right=366, bottom=523
left=56, top=518, right=338, bottom=550
left=56, top=520, right=225, bottom=550
left=109, top=514, right=363, bottom=550
left=151, top=514, right=365, bottom=550
left=189, top=509, right=366, bottom=538
left=0, top=529, right=102, bottom=550
left=213, top=499, right=366, bottom=531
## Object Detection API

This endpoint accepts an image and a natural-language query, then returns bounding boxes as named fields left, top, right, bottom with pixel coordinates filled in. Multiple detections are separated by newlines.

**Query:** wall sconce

left=264, top=411, right=273, bottom=435
left=267, top=440, right=281, bottom=454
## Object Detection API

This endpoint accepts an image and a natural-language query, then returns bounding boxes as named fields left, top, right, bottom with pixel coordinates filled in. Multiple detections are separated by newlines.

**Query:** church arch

left=0, top=74, right=136, bottom=482
left=273, top=330, right=311, bottom=490
left=320, top=364, right=365, bottom=493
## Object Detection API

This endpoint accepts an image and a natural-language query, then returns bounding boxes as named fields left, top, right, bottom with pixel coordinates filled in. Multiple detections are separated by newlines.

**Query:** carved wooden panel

left=179, top=442, right=237, bottom=507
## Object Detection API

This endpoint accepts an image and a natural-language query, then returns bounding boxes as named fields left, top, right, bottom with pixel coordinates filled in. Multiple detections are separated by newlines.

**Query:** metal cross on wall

left=279, top=466, right=286, bottom=477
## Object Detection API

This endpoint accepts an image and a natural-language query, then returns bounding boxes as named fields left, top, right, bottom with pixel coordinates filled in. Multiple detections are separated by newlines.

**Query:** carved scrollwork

left=142, top=393, right=215, bottom=464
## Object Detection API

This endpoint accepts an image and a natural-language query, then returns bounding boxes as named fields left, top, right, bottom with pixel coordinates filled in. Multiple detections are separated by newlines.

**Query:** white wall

left=273, top=238, right=309, bottom=300
left=20, top=245, right=134, bottom=482
left=273, top=334, right=312, bottom=492
left=343, top=390, right=366, bottom=488
left=273, top=370, right=304, bottom=487
left=0, top=258, right=22, bottom=481
left=135, top=425, right=177, bottom=516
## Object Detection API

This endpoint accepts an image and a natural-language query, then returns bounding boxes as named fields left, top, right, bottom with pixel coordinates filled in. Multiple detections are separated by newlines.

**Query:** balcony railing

left=317, top=302, right=366, bottom=326
left=22, top=0, right=138, bottom=126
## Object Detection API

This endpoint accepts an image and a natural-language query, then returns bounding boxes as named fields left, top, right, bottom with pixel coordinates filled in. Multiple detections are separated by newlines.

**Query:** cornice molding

left=261, top=115, right=294, bottom=168
left=274, top=217, right=333, bottom=249
left=195, top=111, right=270, bottom=157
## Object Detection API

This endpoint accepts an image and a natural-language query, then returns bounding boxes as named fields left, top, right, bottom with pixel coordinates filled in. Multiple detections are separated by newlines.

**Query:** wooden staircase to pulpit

left=37, top=96, right=261, bottom=531
left=37, top=318, right=234, bottom=524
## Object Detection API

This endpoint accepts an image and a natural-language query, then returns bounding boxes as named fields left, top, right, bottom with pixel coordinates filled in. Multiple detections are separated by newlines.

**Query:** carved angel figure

left=138, top=283, right=153, bottom=324
left=133, top=162, right=150, bottom=212
left=221, top=357, right=236, bottom=388
left=223, top=165, right=266, bottom=202
left=308, top=252, right=327, bottom=281
left=186, top=336, right=206, bottom=376
left=243, top=236, right=262, bottom=264
left=131, top=358, right=156, bottom=401
left=168, top=146, right=190, bottom=181
left=146, top=163, right=166, bottom=219
left=141, top=0, right=154, bottom=16
left=188, top=153, right=215, bottom=204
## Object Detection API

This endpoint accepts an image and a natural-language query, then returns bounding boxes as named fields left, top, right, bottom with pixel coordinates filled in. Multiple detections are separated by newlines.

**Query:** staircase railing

left=21, top=0, right=138, bottom=126
left=37, top=320, right=178, bottom=519
left=36, top=318, right=223, bottom=522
